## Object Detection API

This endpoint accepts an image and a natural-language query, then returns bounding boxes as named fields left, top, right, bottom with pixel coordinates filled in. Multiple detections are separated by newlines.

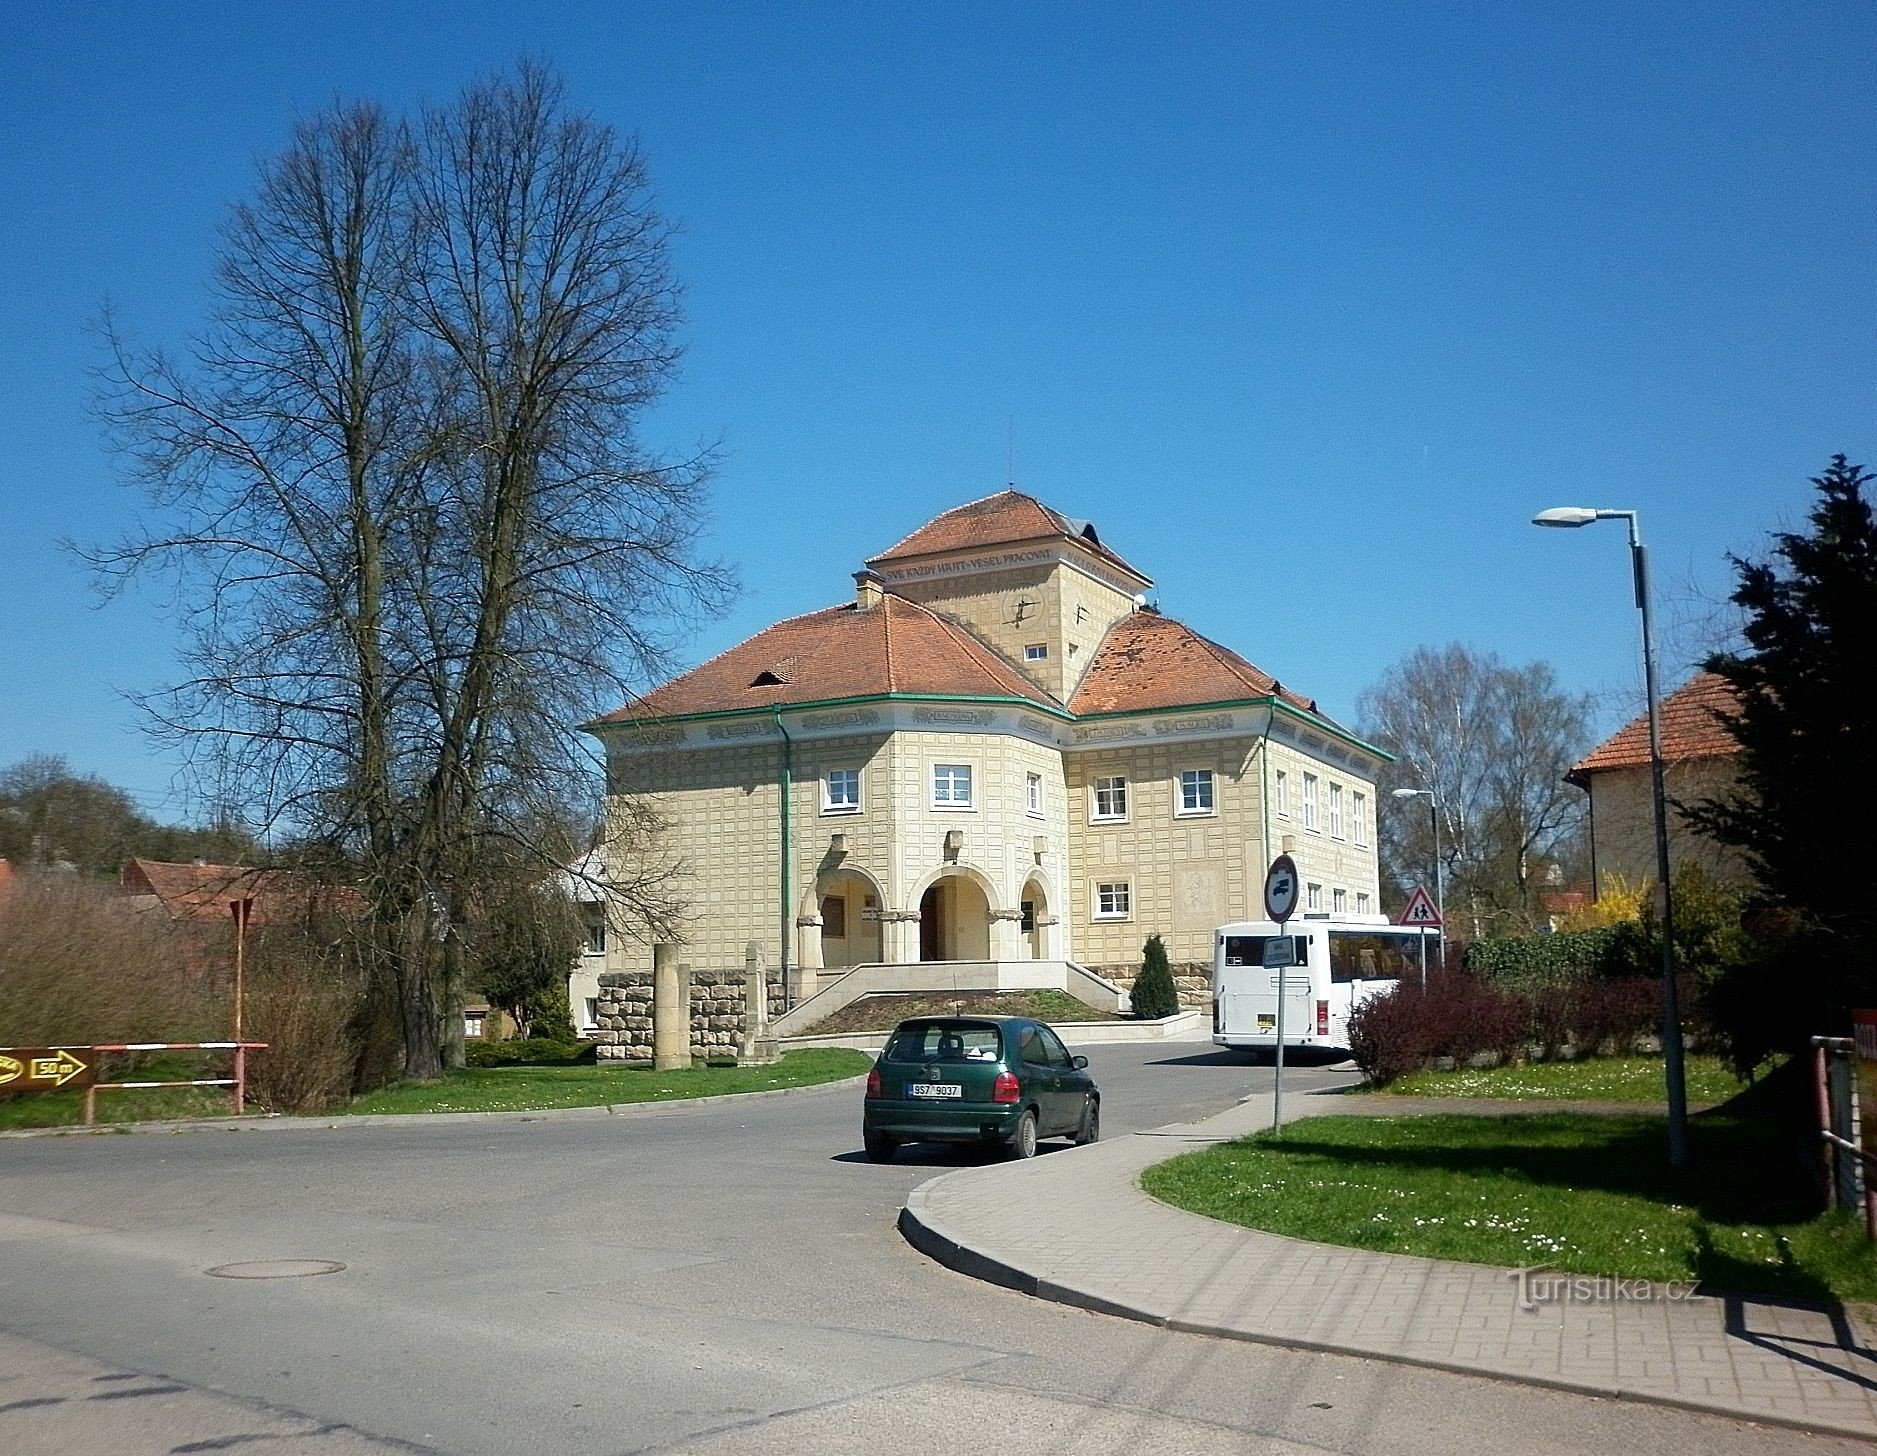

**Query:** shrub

left=465, top=1036, right=595, bottom=1067
left=1348, top=970, right=1531, bottom=1086
left=1130, top=933, right=1180, bottom=1020
left=1466, top=927, right=1622, bottom=991
left=0, top=870, right=213, bottom=1044
left=241, top=928, right=367, bottom=1112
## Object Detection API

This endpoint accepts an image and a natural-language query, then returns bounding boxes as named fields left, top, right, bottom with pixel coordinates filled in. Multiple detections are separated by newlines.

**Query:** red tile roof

left=589, top=593, right=1064, bottom=724
left=118, top=859, right=354, bottom=925
left=1569, top=672, right=1741, bottom=781
left=868, top=490, right=1150, bottom=584
left=1069, top=610, right=1321, bottom=718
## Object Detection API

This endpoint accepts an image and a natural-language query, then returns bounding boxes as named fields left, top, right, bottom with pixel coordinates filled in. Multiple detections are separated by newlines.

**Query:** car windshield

left=884, top=1022, right=1002, bottom=1063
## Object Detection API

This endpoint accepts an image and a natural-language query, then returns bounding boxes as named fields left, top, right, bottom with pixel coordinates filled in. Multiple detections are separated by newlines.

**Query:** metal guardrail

left=0, top=1042, right=268, bottom=1124
left=1812, top=1035, right=1875, bottom=1240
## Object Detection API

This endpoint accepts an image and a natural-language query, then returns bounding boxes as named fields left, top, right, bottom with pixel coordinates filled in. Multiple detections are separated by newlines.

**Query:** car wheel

left=1074, top=1097, right=1100, bottom=1145
left=863, top=1132, right=899, bottom=1163
left=1008, top=1109, right=1039, bottom=1160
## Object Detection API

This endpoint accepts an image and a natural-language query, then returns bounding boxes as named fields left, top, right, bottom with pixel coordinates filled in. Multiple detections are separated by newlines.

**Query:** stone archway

left=913, top=867, right=994, bottom=962
left=1019, top=873, right=1058, bottom=960
left=815, top=867, right=884, bottom=970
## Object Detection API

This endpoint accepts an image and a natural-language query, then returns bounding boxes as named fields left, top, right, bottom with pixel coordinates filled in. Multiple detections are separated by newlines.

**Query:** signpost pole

left=1263, top=855, right=1300, bottom=1136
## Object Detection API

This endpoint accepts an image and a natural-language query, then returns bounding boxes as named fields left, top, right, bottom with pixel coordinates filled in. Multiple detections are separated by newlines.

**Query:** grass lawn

left=339, top=1047, right=872, bottom=1116
left=1382, top=1055, right=1755, bottom=1104
left=1142, top=1100, right=1877, bottom=1306
left=808, top=989, right=1110, bottom=1035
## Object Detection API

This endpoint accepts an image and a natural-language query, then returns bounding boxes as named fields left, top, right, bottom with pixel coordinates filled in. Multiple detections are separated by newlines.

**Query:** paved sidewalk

left=901, top=1082, right=1877, bottom=1443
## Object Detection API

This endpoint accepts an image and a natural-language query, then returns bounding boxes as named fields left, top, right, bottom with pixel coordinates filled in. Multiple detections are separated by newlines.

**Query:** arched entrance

left=816, top=868, right=883, bottom=969
left=917, top=872, right=992, bottom=961
left=1019, top=874, right=1053, bottom=959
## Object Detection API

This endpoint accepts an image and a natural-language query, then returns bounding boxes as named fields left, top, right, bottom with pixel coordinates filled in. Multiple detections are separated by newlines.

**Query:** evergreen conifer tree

left=1131, top=933, right=1180, bottom=1019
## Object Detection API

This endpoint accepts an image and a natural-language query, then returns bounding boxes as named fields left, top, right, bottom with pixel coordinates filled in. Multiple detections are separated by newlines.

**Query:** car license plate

left=908, top=1083, right=962, bottom=1099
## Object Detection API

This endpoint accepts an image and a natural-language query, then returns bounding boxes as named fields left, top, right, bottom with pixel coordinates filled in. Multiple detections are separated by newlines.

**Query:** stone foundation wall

left=590, top=969, right=785, bottom=1061
left=1091, top=960, right=1212, bottom=1009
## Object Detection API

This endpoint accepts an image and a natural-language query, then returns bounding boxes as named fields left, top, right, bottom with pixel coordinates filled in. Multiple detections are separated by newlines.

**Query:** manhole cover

left=205, top=1259, right=346, bottom=1279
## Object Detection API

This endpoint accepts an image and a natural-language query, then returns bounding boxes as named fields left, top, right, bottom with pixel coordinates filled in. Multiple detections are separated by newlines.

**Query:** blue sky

left=3, top=2, right=1872, bottom=822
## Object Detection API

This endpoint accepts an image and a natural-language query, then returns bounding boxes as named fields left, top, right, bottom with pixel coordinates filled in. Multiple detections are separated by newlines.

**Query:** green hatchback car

left=862, top=1015, right=1100, bottom=1162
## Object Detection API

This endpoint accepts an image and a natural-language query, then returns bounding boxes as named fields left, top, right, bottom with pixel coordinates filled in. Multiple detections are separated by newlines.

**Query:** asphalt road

left=0, top=1043, right=1857, bottom=1455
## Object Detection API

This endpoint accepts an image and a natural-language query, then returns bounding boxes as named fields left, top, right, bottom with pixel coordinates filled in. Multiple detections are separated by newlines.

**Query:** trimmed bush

left=464, top=1037, right=595, bottom=1068
left=1466, top=927, right=1622, bottom=990
left=1130, top=934, right=1180, bottom=1020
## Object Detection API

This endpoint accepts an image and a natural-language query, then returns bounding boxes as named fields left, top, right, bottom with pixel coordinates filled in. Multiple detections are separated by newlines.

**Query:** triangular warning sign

left=1398, top=886, right=1442, bottom=928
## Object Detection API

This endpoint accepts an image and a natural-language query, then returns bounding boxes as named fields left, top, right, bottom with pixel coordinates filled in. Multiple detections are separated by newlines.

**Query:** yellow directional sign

left=0, top=1048, right=95, bottom=1092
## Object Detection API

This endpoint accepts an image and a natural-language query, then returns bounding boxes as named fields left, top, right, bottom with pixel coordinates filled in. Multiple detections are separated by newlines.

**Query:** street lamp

left=1532, top=505, right=1690, bottom=1169
left=1391, top=787, right=1443, bottom=982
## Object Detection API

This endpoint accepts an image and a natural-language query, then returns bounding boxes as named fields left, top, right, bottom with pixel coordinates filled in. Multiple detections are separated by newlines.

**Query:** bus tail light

left=1316, top=1000, right=1329, bottom=1037
left=1213, top=998, right=1222, bottom=1034
left=992, top=1071, right=1021, bottom=1103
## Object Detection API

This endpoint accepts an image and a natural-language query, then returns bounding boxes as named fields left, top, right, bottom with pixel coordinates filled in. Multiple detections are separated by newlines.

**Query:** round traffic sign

left=1263, top=854, right=1300, bottom=924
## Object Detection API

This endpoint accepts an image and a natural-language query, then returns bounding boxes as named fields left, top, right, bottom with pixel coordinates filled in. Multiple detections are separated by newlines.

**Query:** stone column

left=990, top=907, right=1025, bottom=962
left=739, top=942, right=780, bottom=1066
left=652, top=943, right=689, bottom=1071
left=796, top=909, right=824, bottom=971
left=878, top=909, right=921, bottom=964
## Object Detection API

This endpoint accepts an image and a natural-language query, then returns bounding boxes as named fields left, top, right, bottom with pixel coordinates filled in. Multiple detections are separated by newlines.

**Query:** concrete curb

left=898, top=1136, right=1877, bottom=1447
left=0, top=1071, right=871, bottom=1140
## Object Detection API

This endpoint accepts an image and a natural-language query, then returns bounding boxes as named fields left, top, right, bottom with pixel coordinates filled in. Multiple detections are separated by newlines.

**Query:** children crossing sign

left=1398, top=885, right=1442, bottom=928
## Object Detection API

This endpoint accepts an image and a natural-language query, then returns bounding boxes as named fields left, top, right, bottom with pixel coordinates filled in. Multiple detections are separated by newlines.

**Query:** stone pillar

left=740, top=942, right=780, bottom=1065
left=652, top=943, right=689, bottom=1071
left=878, top=909, right=921, bottom=964
left=796, top=909, right=824, bottom=971
left=990, top=907, right=1025, bottom=961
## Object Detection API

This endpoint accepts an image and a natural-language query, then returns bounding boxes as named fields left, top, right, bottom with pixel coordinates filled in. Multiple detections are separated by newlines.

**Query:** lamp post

left=1532, top=505, right=1690, bottom=1169
left=1391, top=787, right=1443, bottom=981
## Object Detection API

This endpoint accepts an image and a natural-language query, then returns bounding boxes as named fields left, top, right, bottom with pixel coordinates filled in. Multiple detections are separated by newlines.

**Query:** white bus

left=1211, top=915, right=1437, bottom=1054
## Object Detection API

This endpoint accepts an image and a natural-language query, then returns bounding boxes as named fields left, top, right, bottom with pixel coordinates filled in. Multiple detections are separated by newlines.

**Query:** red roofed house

left=1566, top=672, right=1751, bottom=891
left=583, top=491, right=1388, bottom=1017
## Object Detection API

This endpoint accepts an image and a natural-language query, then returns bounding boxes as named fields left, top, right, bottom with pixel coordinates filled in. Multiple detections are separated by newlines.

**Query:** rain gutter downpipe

left=774, top=707, right=794, bottom=1011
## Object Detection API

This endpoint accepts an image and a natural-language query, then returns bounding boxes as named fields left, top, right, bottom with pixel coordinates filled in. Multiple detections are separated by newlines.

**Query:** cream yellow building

left=584, top=492, right=1388, bottom=999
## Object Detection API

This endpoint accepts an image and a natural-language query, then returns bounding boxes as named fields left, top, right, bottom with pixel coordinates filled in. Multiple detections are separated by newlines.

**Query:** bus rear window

left=1327, top=932, right=1421, bottom=983
left=1223, top=935, right=1308, bottom=967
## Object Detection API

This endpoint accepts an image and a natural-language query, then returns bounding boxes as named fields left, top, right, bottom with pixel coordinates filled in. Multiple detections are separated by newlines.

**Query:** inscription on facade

left=799, top=708, right=882, bottom=731
left=1072, top=723, right=1143, bottom=745
left=706, top=719, right=778, bottom=741
left=1153, top=712, right=1234, bottom=737
left=912, top=707, right=996, bottom=727
left=1017, top=715, right=1058, bottom=741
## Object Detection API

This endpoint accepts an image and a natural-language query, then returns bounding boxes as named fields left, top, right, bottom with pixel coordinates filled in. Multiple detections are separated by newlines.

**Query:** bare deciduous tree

left=88, top=64, right=728, bottom=1080
left=1356, top=643, right=1594, bottom=938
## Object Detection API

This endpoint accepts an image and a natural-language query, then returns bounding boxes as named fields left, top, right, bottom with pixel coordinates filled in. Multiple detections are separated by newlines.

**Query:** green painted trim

left=585, top=689, right=1393, bottom=764
left=773, top=707, right=793, bottom=1001
left=583, top=691, right=1075, bottom=731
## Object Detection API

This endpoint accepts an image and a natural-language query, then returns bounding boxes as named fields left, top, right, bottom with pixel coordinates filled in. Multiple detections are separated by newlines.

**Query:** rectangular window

left=1333, top=887, right=1348, bottom=914
left=464, top=1013, right=485, bottom=1040
left=1273, top=769, right=1288, bottom=818
left=1328, top=782, right=1344, bottom=839
left=1307, top=882, right=1323, bottom=912
left=1177, top=769, right=1214, bottom=815
left=585, top=918, right=607, bottom=956
left=583, top=997, right=599, bottom=1029
left=932, top=763, right=973, bottom=808
left=1302, top=773, right=1320, bottom=831
left=1353, top=792, right=1369, bottom=847
left=823, top=767, right=860, bottom=813
left=1095, top=881, right=1132, bottom=919
left=1357, top=892, right=1372, bottom=915
left=821, top=895, right=848, bottom=939
left=1092, top=776, right=1129, bottom=821
left=1026, top=771, right=1043, bottom=816
left=1024, top=643, right=1048, bottom=661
